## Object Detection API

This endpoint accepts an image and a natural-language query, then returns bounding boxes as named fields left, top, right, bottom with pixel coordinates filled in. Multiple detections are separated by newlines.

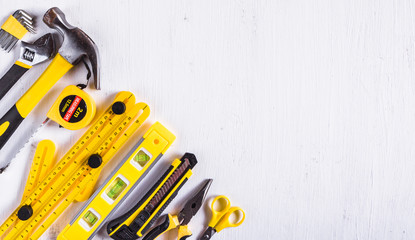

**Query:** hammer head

left=43, top=7, right=100, bottom=90
left=19, top=33, right=56, bottom=66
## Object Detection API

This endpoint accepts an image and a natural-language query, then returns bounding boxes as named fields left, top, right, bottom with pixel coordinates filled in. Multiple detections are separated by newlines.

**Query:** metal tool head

left=19, top=33, right=56, bottom=66
left=13, top=10, right=35, bottom=33
left=178, top=179, right=213, bottom=225
left=43, top=7, right=100, bottom=90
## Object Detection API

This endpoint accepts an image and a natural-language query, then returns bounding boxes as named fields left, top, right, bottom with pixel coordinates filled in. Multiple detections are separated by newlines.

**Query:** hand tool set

left=0, top=6, right=245, bottom=240
left=58, top=122, right=175, bottom=240
left=107, top=153, right=197, bottom=240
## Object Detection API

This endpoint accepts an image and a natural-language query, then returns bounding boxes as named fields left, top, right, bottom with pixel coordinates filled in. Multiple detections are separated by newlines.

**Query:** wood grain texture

left=0, top=0, right=414, bottom=239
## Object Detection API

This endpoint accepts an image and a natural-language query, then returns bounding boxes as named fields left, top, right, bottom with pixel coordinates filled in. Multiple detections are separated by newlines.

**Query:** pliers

left=143, top=179, right=213, bottom=240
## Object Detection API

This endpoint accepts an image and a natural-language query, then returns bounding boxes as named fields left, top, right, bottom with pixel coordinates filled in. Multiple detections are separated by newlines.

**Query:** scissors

left=143, top=179, right=213, bottom=240
left=199, top=195, right=245, bottom=240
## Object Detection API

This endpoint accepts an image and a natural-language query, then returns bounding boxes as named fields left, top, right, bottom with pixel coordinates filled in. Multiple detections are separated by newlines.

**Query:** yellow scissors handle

left=215, top=206, right=246, bottom=232
left=208, top=195, right=232, bottom=227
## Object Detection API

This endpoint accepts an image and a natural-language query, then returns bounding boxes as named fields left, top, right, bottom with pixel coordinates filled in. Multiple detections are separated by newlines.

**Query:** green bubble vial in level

left=82, top=211, right=98, bottom=227
left=134, top=150, right=150, bottom=167
left=106, top=177, right=127, bottom=200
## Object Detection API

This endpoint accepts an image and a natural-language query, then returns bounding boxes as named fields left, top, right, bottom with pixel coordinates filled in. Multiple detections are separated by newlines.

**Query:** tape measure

left=0, top=91, right=150, bottom=240
left=0, top=86, right=96, bottom=173
left=107, top=153, right=197, bottom=240
left=58, top=122, right=176, bottom=240
left=47, top=85, right=96, bottom=130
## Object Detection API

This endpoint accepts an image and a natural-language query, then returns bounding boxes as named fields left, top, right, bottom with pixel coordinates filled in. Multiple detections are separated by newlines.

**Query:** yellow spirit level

left=58, top=122, right=176, bottom=240
left=0, top=91, right=150, bottom=240
left=107, top=153, right=197, bottom=240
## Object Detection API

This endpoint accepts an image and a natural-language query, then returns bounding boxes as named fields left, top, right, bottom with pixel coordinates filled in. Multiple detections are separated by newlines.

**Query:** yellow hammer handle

left=16, top=53, right=73, bottom=118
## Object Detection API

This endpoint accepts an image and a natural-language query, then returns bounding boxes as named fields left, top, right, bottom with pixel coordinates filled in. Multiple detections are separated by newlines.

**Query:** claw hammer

left=0, top=7, right=100, bottom=149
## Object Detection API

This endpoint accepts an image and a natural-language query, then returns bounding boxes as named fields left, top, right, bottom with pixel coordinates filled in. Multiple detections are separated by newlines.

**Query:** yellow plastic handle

left=162, top=214, right=180, bottom=238
left=16, top=53, right=73, bottom=118
left=177, top=225, right=192, bottom=240
left=1, top=15, right=28, bottom=39
left=148, top=214, right=180, bottom=240
left=208, top=195, right=231, bottom=228
left=214, top=206, right=245, bottom=233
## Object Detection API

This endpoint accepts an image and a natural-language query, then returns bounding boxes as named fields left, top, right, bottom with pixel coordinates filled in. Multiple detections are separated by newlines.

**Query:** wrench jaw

left=19, top=33, right=57, bottom=66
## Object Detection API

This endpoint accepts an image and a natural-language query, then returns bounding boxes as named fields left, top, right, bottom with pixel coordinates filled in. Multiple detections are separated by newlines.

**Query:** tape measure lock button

left=47, top=85, right=96, bottom=130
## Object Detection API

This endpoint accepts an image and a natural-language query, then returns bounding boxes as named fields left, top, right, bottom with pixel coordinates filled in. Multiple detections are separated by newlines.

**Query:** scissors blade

left=178, top=179, right=213, bottom=225
left=199, top=226, right=216, bottom=240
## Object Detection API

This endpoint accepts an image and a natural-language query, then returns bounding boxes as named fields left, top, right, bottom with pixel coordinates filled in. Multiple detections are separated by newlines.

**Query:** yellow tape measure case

left=47, top=85, right=96, bottom=130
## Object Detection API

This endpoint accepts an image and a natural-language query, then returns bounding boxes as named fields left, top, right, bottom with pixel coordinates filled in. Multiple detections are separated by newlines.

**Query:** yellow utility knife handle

left=16, top=53, right=73, bottom=118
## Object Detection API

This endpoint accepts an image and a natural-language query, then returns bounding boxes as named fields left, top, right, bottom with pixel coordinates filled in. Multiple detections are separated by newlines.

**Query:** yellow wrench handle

left=16, top=53, right=73, bottom=118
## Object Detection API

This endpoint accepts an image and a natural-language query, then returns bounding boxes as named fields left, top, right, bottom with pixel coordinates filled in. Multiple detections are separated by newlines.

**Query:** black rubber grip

left=180, top=234, right=192, bottom=240
left=142, top=215, right=170, bottom=240
left=0, top=105, right=25, bottom=149
left=107, top=165, right=175, bottom=236
left=0, top=64, right=29, bottom=101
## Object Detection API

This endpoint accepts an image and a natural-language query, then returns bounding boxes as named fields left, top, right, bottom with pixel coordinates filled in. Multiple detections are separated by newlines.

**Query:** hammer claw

left=43, top=7, right=100, bottom=89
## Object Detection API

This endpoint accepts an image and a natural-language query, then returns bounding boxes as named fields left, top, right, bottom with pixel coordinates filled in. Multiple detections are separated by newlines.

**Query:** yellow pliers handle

left=143, top=214, right=192, bottom=240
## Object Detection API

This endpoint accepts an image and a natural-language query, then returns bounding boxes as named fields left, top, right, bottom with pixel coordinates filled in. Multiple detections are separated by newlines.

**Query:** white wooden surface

left=0, top=0, right=414, bottom=239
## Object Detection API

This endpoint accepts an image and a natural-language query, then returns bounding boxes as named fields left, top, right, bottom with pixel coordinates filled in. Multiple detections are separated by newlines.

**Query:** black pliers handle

left=143, top=214, right=192, bottom=240
left=144, top=179, right=213, bottom=240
